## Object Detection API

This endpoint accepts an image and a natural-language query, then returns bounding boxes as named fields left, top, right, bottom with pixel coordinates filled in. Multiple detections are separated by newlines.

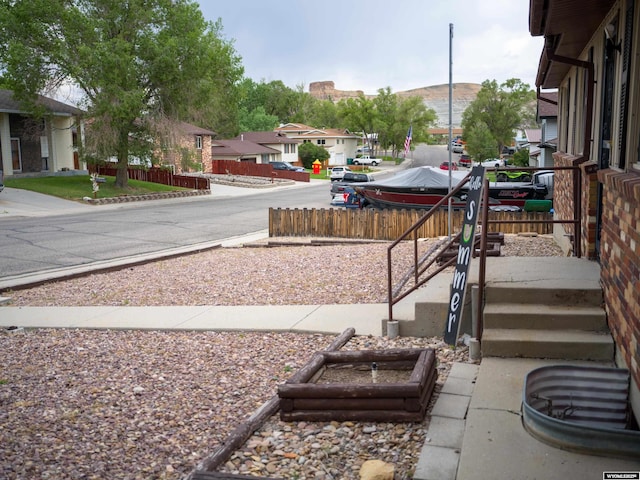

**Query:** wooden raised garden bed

left=278, top=348, right=437, bottom=422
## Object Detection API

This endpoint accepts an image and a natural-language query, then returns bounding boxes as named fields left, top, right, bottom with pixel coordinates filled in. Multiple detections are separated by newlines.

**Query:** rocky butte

left=309, top=80, right=481, bottom=128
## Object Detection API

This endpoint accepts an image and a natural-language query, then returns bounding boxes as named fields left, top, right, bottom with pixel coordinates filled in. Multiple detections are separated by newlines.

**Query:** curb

left=84, top=189, right=210, bottom=205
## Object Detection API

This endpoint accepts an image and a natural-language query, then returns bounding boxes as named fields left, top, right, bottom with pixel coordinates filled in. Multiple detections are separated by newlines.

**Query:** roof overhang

left=529, top=0, right=616, bottom=88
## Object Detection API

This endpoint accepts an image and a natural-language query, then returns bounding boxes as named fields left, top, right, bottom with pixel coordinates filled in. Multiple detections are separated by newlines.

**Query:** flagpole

left=448, top=23, right=454, bottom=240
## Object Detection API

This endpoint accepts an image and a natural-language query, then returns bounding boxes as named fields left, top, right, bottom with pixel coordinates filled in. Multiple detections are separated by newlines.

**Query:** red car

left=459, top=154, right=472, bottom=167
left=439, top=161, right=459, bottom=170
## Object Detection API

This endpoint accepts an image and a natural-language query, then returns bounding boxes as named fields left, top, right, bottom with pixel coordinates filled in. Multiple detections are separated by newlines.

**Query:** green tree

left=511, top=148, right=530, bottom=167
left=298, top=141, right=329, bottom=169
left=0, top=0, right=243, bottom=188
left=304, top=97, right=340, bottom=129
left=337, top=94, right=378, bottom=150
left=238, top=106, right=279, bottom=132
left=464, top=122, right=497, bottom=162
left=461, top=79, right=535, bottom=158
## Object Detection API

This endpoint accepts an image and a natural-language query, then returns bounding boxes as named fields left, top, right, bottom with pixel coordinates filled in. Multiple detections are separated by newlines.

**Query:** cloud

left=199, top=1, right=544, bottom=93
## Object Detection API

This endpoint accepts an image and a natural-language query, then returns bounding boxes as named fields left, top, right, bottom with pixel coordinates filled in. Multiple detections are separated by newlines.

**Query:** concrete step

left=481, top=328, right=614, bottom=361
left=483, top=303, right=608, bottom=331
left=484, top=284, right=603, bottom=307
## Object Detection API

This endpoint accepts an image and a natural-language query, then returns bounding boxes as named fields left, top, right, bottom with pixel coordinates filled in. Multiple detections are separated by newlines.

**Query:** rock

left=359, top=459, right=395, bottom=480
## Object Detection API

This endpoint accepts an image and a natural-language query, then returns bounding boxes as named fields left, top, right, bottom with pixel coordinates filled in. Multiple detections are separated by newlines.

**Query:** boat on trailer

left=354, top=166, right=548, bottom=210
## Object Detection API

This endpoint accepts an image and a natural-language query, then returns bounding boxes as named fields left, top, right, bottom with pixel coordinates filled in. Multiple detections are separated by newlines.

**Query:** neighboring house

left=530, top=0, right=640, bottom=421
left=536, top=92, right=559, bottom=168
left=160, top=121, right=216, bottom=174
left=210, top=138, right=281, bottom=166
left=523, top=128, right=542, bottom=165
left=0, top=89, right=83, bottom=177
left=275, top=123, right=360, bottom=166
left=233, top=131, right=300, bottom=165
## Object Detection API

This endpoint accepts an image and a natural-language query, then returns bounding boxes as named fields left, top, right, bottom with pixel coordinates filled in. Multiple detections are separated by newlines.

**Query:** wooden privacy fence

left=269, top=208, right=554, bottom=240
left=212, top=159, right=310, bottom=182
left=95, top=166, right=210, bottom=190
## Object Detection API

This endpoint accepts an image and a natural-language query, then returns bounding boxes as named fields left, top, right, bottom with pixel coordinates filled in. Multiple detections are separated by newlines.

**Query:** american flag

left=404, top=125, right=412, bottom=157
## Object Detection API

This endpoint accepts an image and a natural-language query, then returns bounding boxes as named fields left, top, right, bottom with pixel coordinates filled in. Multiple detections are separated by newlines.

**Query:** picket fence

left=269, top=208, right=553, bottom=240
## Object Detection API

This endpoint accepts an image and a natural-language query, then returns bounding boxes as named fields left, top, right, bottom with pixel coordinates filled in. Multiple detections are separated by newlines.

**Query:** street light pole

left=448, top=22, right=454, bottom=239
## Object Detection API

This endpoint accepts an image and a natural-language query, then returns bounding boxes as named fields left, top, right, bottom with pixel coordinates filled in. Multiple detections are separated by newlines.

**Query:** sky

left=198, top=0, right=545, bottom=95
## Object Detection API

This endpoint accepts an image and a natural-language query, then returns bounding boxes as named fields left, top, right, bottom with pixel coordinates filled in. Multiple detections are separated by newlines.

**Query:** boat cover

left=365, top=166, right=469, bottom=189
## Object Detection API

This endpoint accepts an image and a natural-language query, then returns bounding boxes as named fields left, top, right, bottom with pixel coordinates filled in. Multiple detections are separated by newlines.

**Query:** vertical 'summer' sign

left=444, top=165, right=485, bottom=346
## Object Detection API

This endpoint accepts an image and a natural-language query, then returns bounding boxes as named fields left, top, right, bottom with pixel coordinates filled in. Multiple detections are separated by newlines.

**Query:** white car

left=478, top=159, right=505, bottom=168
left=329, top=166, right=352, bottom=181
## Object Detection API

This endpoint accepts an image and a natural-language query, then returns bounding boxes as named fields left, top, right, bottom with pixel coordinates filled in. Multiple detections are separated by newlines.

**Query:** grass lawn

left=4, top=175, right=188, bottom=201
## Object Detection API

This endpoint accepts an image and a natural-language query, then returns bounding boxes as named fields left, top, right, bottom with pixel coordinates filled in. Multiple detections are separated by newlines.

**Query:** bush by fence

left=94, top=166, right=210, bottom=190
left=269, top=208, right=554, bottom=240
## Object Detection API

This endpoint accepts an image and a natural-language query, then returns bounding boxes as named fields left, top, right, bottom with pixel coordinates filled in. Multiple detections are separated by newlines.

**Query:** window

left=317, top=139, right=326, bottom=145
left=195, top=135, right=202, bottom=150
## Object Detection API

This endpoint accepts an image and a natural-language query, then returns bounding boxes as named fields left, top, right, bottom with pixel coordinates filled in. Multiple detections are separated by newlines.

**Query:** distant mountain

left=308, top=81, right=481, bottom=128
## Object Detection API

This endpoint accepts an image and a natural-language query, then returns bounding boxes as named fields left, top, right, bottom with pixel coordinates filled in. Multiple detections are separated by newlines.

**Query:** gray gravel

left=0, top=234, right=563, bottom=479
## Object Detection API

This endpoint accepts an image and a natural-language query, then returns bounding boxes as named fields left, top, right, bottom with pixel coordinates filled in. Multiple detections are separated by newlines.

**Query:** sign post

left=444, top=165, right=485, bottom=346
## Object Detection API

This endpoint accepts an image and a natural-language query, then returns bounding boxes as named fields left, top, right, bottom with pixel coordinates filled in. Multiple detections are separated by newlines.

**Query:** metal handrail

left=474, top=164, right=583, bottom=342
left=387, top=165, right=583, bottom=333
left=387, top=171, right=473, bottom=322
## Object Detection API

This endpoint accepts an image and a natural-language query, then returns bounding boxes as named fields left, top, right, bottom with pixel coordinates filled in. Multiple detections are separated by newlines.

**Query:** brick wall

left=551, top=152, right=599, bottom=259
left=597, top=168, right=640, bottom=396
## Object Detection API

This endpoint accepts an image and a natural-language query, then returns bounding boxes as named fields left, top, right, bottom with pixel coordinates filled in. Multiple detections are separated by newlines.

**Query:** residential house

left=160, top=121, right=216, bottom=174
left=210, top=138, right=281, bottom=165
left=233, top=131, right=301, bottom=165
left=0, top=89, right=83, bottom=177
left=530, top=0, right=640, bottom=419
left=536, top=91, right=559, bottom=168
left=275, top=123, right=360, bottom=166
left=523, top=128, right=542, bottom=165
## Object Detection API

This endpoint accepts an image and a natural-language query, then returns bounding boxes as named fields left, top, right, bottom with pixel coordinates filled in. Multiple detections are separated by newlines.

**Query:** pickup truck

left=330, top=172, right=374, bottom=198
left=352, top=155, right=380, bottom=166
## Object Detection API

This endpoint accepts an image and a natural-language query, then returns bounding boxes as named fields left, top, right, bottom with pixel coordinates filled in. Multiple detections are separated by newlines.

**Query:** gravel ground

left=0, top=234, right=564, bottom=479
left=4, top=234, right=563, bottom=307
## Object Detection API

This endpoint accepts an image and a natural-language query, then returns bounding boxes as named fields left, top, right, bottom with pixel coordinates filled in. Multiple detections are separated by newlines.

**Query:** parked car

left=478, top=158, right=505, bottom=168
left=439, top=161, right=458, bottom=171
left=452, top=144, right=464, bottom=154
left=459, top=154, right=472, bottom=167
left=330, top=172, right=375, bottom=198
left=356, top=146, right=371, bottom=154
left=269, top=161, right=305, bottom=172
left=329, top=166, right=352, bottom=181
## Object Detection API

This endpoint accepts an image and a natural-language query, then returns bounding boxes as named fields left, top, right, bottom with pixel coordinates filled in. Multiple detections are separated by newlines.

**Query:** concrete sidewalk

left=0, top=303, right=386, bottom=336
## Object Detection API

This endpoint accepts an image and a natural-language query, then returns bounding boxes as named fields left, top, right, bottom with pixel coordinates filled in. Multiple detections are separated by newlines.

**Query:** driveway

left=0, top=187, right=95, bottom=218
